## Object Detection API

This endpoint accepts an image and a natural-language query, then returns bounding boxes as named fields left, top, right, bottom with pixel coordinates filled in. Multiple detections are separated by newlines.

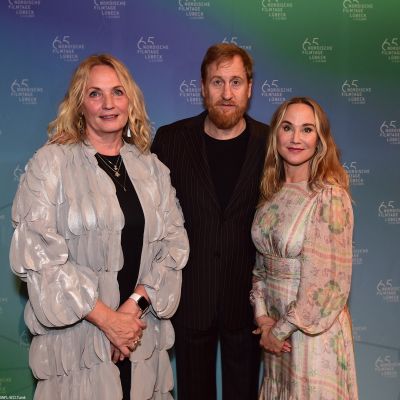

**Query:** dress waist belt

left=263, top=254, right=300, bottom=279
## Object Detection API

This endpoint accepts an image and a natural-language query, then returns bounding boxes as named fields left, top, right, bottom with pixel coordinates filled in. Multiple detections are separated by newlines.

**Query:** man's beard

left=205, top=98, right=248, bottom=130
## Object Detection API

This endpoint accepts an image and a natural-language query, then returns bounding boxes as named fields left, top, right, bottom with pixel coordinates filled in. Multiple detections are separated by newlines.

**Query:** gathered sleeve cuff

left=10, top=147, right=99, bottom=328
left=138, top=157, right=189, bottom=319
left=272, top=185, right=353, bottom=341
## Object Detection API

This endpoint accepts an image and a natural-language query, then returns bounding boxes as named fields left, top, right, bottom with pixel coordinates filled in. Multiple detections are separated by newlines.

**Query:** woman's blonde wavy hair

left=259, top=96, right=350, bottom=205
left=48, top=54, right=151, bottom=153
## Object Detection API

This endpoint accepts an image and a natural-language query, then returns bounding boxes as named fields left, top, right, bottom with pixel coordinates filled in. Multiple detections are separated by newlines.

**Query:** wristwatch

left=129, top=293, right=150, bottom=313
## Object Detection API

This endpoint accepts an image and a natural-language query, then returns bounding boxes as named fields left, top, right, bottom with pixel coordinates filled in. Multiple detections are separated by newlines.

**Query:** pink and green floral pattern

left=251, top=182, right=358, bottom=399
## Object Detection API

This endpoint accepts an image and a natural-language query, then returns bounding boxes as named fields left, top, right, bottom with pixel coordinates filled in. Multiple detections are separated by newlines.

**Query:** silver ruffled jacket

left=10, top=142, right=189, bottom=400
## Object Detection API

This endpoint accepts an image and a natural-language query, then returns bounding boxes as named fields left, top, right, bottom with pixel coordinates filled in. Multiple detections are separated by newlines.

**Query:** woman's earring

left=127, top=126, right=132, bottom=138
left=78, top=114, right=84, bottom=134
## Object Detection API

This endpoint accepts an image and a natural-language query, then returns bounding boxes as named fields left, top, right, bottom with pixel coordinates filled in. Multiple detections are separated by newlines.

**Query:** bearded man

left=152, top=43, right=269, bottom=400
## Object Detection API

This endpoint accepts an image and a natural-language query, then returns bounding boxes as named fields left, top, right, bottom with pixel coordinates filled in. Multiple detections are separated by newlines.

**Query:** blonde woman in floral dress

left=250, top=97, right=358, bottom=399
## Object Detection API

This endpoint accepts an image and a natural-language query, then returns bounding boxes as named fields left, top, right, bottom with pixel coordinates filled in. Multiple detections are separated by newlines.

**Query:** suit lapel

left=183, top=113, right=221, bottom=209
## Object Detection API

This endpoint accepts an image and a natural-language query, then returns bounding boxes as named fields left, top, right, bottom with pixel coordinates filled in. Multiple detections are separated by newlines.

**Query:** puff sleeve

left=271, top=186, right=353, bottom=340
left=9, top=147, right=99, bottom=329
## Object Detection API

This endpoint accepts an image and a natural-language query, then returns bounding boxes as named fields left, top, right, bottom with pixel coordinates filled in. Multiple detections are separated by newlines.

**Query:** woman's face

left=277, top=103, right=319, bottom=181
left=81, top=65, right=129, bottom=139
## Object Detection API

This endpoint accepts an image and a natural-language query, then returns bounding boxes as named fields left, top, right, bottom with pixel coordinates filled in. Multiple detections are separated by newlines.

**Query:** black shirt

left=95, top=153, right=145, bottom=303
left=204, top=128, right=250, bottom=210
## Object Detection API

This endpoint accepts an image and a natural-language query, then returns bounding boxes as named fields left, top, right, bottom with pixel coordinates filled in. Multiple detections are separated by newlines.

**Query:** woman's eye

left=89, top=90, right=100, bottom=97
left=304, top=127, right=313, bottom=133
left=113, top=88, right=124, bottom=96
left=282, top=124, right=292, bottom=132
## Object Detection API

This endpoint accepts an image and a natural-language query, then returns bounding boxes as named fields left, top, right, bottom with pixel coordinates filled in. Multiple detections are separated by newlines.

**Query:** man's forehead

left=206, top=56, right=246, bottom=76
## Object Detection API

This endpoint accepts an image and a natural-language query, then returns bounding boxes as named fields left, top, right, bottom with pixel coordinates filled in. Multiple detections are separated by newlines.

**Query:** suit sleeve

left=151, top=127, right=166, bottom=163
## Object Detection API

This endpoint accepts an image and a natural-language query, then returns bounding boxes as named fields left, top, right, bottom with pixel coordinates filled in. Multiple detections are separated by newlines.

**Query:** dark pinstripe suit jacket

left=152, top=111, right=269, bottom=330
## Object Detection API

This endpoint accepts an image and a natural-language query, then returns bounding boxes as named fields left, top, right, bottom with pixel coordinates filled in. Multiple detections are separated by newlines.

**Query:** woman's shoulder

left=314, top=183, right=353, bottom=218
left=29, top=143, right=75, bottom=172
left=33, top=142, right=76, bottom=161
left=316, top=183, right=350, bottom=200
left=123, top=143, right=171, bottom=178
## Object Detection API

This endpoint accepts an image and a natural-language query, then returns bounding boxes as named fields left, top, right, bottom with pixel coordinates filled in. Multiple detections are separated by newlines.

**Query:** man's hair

left=201, top=43, right=253, bottom=82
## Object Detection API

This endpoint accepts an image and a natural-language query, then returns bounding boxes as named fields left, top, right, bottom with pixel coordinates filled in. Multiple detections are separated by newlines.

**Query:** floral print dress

left=251, top=182, right=358, bottom=399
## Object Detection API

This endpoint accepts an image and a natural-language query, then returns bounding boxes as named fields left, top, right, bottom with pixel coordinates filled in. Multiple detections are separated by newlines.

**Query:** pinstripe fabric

left=152, top=111, right=269, bottom=331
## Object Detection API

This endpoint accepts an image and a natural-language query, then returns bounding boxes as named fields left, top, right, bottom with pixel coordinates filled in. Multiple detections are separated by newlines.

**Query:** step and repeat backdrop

left=0, top=1, right=399, bottom=399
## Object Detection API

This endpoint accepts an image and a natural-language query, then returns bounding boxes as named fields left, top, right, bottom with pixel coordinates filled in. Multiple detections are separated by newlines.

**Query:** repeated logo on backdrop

left=52, top=35, right=85, bottom=62
left=8, top=0, right=40, bottom=18
left=93, top=0, right=126, bottom=19
left=301, top=37, right=333, bottom=63
left=341, top=79, right=371, bottom=105
left=381, top=37, right=400, bottom=64
left=178, top=0, right=210, bottom=20
left=260, top=79, right=292, bottom=105
left=376, top=279, right=400, bottom=303
left=342, top=0, right=373, bottom=22
left=222, top=37, right=252, bottom=51
left=352, top=241, right=368, bottom=266
left=179, top=80, right=202, bottom=106
left=374, top=355, right=400, bottom=379
left=1, top=2, right=400, bottom=399
left=343, top=161, right=370, bottom=186
left=10, top=79, right=43, bottom=105
left=261, top=0, right=294, bottom=21
left=136, top=36, right=169, bottom=63
left=379, top=120, right=400, bottom=145
left=378, top=201, right=400, bottom=225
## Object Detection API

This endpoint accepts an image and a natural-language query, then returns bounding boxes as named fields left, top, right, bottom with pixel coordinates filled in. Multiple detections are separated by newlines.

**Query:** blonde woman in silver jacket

left=10, top=54, right=189, bottom=400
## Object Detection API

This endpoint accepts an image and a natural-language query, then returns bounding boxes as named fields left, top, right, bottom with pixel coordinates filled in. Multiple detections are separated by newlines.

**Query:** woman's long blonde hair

left=48, top=54, right=151, bottom=153
left=259, top=96, right=349, bottom=205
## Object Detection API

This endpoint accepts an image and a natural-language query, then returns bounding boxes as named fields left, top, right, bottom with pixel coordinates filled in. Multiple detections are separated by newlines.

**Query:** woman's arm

left=136, top=157, right=189, bottom=319
left=271, top=186, right=354, bottom=342
left=10, top=147, right=145, bottom=356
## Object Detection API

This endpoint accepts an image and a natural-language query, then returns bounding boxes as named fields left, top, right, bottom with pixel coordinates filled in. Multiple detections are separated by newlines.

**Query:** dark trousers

left=117, top=357, right=131, bottom=400
left=174, top=322, right=260, bottom=400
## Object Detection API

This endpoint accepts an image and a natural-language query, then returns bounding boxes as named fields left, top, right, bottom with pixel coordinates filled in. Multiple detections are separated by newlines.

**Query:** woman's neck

left=87, top=131, right=123, bottom=155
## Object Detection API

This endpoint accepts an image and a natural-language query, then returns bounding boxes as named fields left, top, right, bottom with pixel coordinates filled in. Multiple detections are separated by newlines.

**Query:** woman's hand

left=111, top=297, right=144, bottom=362
left=253, top=315, right=291, bottom=355
left=104, top=310, right=146, bottom=357
left=111, top=343, right=123, bottom=363
left=259, top=324, right=291, bottom=355
left=86, top=301, right=146, bottom=358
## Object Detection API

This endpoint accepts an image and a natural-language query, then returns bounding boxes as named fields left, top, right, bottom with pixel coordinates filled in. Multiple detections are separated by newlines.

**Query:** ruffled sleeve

left=138, top=156, right=189, bottom=319
left=272, top=185, right=353, bottom=340
left=9, top=146, right=99, bottom=328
